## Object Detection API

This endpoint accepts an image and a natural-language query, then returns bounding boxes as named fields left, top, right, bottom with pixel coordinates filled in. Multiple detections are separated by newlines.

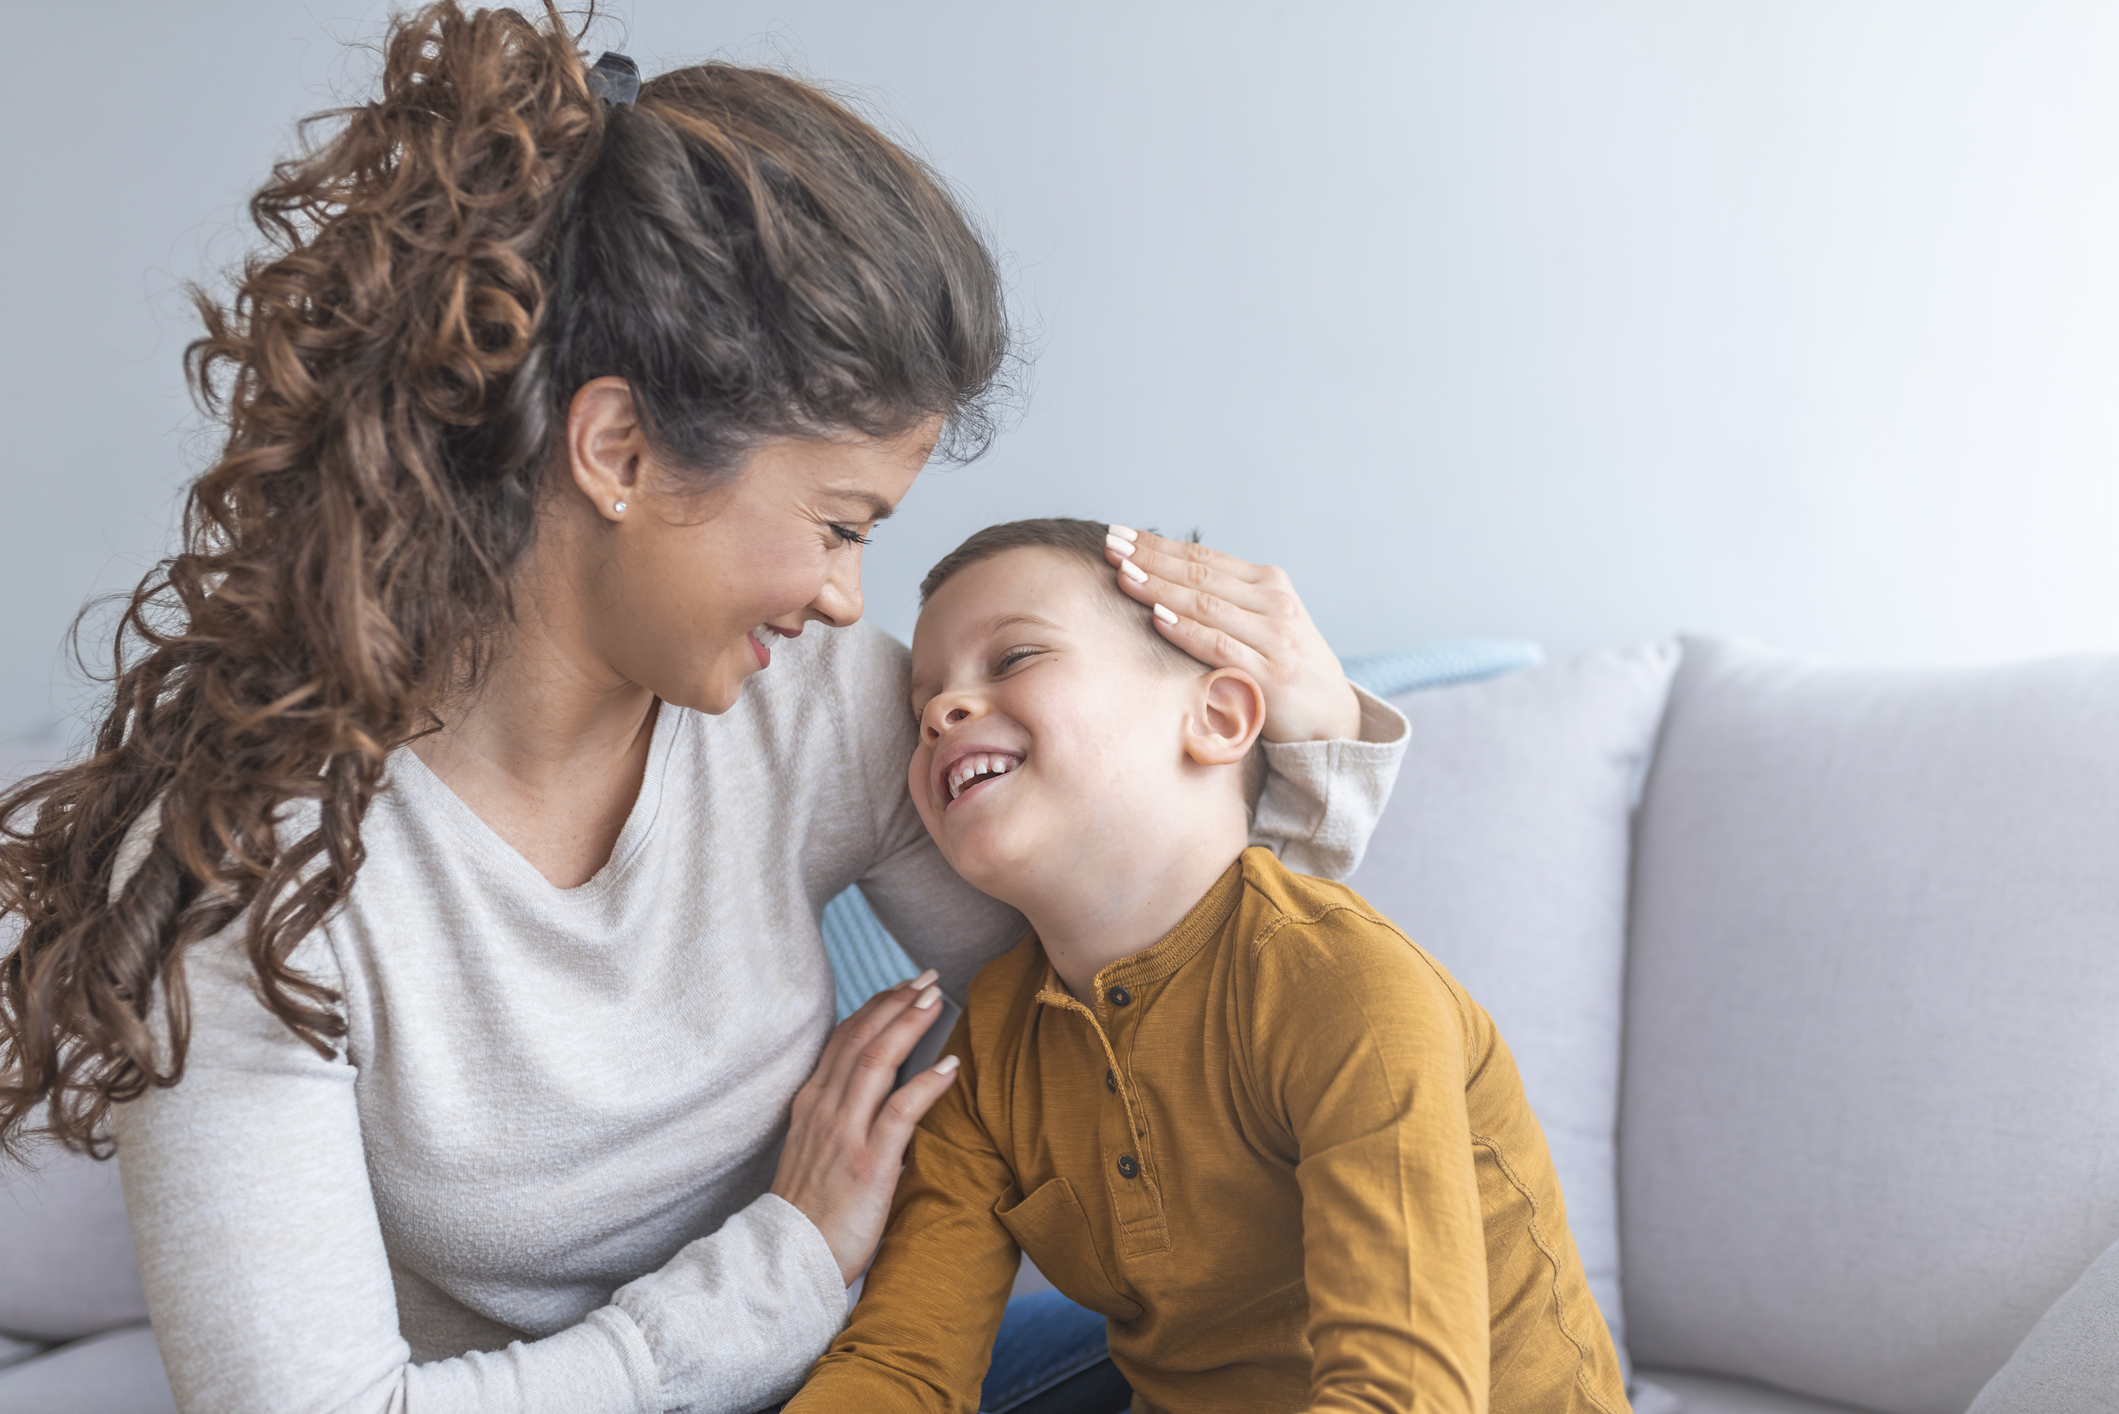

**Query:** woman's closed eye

left=828, top=523, right=872, bottom=547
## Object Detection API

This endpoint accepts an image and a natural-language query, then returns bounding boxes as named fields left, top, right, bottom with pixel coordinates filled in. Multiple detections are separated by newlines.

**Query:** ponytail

left=0, top=1, right=1006, bottom=1156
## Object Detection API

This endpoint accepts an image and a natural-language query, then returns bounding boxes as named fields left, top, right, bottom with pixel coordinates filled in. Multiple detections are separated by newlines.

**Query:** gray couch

left=3, top=636, right=2113, bottom=1412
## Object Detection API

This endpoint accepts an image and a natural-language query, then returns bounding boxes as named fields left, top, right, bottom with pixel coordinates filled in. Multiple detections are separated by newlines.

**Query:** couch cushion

left=1347, top=643, right=1677, bottom=1370
left=0, top=1324, right=176, bottom=1414
left=0, top=1333, right=45, bottom=1369
left=1637, top=1369, right=1883, bottom=1414
left=1967, top=1232, right=2119, bottom=1414
left=0, top=1142, right=149, bottom=1343
left=1621, top=638, right=2119, bottom=1414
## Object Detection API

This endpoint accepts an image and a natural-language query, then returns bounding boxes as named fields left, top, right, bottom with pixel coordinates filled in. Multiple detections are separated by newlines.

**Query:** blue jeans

left=979, top=1291, right=1132, bottom=1414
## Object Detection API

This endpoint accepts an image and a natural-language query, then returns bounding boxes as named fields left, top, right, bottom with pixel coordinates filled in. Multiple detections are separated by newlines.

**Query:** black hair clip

left=587, top=52, right=640, bottom=107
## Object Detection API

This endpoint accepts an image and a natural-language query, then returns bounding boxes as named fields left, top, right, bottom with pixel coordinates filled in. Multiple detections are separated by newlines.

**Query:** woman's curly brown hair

left=0, top=2, right=1006, bottom=1156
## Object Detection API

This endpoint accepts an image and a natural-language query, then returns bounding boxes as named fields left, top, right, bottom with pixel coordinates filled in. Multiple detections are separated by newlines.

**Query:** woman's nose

left=810, top=548, right=865, bottom=627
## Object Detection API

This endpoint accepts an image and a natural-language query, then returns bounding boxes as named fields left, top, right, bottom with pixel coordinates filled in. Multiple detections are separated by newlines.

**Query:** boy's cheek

left=907, top=755, right=945, bottom=841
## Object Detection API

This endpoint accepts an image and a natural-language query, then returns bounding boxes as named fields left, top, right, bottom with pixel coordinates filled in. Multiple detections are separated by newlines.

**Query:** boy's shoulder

left=1230, top=846, right=1477, bottom=1033
left=959, top=929, right=1053, bottom=1039
left=1231, top=845, right=1407, bottom=957
left=1231, top=844, right=1383, bottom=927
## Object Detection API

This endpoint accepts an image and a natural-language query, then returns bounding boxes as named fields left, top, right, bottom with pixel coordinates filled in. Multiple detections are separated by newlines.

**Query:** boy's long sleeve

left=786, top=1024, right=1022, bottom=1414
left=1251, top=920, right=1493, bottom=1414
left=1250, top=912, right=1620, bottom=1414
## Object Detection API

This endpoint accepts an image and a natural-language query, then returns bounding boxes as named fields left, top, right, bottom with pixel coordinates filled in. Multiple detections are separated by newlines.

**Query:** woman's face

left=563, top=387, right=938, bottom=715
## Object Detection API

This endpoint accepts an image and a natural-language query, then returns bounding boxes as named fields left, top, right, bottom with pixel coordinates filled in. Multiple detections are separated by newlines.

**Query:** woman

left=0, top=6, right=1407, bottom=1410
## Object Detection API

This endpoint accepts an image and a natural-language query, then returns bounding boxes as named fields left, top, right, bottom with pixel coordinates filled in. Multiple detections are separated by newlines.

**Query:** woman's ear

left=566, top=376, right=648, bottom=520
left=1183, top=667, right=1267, bottom=767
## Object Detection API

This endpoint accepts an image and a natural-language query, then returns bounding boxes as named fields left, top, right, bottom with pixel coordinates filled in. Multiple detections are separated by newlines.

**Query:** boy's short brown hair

left=919, top=517, right=1267, bottom=809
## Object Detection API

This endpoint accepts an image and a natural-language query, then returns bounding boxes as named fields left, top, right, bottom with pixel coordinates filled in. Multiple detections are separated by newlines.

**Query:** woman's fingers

left=1104, top=525, right=1362, bottom=743
left=816, top=969, right=939, bottom=1099
left=1108, top=529, right=1274, bottom=608
left=769, top=985, right=961, bottom=1285
left=1144, top=593, right=1273, bottom=682
left=1104, top=534, right=1300, bottom=646
left=870, top=1054, right=963, bottom=1155
left=835, top=978, right=950, bottom=1117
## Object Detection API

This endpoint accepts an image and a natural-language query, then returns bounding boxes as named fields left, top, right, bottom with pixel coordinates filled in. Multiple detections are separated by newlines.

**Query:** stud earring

left=613, top=501, right=628, bottom=514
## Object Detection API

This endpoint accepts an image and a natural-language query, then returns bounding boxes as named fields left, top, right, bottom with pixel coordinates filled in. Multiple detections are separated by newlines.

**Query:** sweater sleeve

left=1248, top=913, right=1492, bottom=1414
left=116, top=925, right=847, bottom=1414
left=1251, top=685, right=1410, bottom=881
left=783, top=1021, right=1020, bottom=1414
left=843, top=633, right=1411, bottom=1000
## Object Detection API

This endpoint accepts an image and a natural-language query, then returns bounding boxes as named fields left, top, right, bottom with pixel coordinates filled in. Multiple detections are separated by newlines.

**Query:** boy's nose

left=921, top=698, right=979, bottom=742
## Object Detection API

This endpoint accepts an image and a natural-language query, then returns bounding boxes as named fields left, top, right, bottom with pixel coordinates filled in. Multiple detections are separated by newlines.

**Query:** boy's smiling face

left=908, top=547, right=1234, bottom=904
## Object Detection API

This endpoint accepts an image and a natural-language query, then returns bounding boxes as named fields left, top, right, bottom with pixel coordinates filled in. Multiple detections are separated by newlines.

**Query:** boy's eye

left=829, top=523, right=872, bottom=547
left=995, top=646, right=1041, bottom=672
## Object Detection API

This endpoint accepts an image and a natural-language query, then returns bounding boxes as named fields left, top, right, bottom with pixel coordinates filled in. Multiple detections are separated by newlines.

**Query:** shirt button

left=1105, top=1069, right=1118, bottom=1093
left=1108, top=986, right=1132, bottom=1007
left=1116, top=1154, right=1140, bottom=1179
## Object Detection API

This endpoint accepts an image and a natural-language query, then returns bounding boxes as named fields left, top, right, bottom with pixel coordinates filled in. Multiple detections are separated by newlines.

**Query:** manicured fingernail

left=914, top=984, right=942, bottom=1010
left=904, top=968, right=938, bottom=992
left=1120, top=559, right=1148, bottom=584
left=1108, top=524, right=1138, bottom=542
left=1105, top=533, right=1136, bottom=555
left=933, top=1054, right=961, bottom=1075
left=1153, top=603, right=1178, bottom=626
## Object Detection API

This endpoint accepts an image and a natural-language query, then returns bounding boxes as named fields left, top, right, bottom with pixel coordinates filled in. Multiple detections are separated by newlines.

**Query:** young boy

left=790, top=519, right=1630, bottom=1414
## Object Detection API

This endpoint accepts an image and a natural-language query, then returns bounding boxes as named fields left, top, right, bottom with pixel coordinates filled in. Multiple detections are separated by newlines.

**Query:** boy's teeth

left=947, top=753, right=1016, bottom=800
left=751, top=625, right=772, bottom=645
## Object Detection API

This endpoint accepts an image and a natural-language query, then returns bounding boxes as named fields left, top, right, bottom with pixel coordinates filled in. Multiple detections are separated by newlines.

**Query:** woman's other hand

left=1103, top=526, right=1362, bottom=743
left=771, top=970, right=959, bottom=1285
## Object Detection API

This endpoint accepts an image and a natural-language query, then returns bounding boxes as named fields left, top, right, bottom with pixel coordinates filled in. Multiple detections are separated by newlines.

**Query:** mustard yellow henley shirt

left=790, top=847, right=1629, bottom=1414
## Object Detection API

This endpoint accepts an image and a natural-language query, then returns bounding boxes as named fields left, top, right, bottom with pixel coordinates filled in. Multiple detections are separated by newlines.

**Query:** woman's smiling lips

left=749, top=623, right=797, bottom=669
left=933, top=744, right=1025, bottom=810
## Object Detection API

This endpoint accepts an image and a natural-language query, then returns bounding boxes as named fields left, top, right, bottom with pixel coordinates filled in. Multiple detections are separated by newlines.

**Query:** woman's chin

left=659, top=660, right=753, bottom=717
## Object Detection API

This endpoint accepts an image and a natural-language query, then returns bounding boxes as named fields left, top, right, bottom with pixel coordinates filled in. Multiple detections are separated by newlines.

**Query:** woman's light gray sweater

left=113, top=622, right=1407, bottom=1414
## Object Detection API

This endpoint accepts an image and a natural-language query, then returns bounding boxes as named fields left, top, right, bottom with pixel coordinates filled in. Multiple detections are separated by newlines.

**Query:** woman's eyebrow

left=825, top=489, right=896, bottom=522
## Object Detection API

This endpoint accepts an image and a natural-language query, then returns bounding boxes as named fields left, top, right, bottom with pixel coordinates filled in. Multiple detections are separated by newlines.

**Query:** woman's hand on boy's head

left=1104, top=529, right=1361, bottom=744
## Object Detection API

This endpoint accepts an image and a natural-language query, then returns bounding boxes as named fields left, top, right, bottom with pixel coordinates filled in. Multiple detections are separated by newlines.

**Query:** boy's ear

left=1183, top=667, right=1267, bottom=767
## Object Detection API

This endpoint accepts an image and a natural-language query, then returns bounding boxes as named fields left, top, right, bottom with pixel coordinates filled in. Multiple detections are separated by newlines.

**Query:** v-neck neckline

left=388, top=700, right=684, bottom=902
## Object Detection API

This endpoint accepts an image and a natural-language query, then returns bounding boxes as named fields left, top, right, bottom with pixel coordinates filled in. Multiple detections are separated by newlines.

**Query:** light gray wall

left=5, top=2, right=2117, bottom=746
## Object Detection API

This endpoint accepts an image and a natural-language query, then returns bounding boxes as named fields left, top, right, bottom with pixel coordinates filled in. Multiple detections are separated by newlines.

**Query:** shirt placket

left=1040, top=976, right=1171, bottom=1258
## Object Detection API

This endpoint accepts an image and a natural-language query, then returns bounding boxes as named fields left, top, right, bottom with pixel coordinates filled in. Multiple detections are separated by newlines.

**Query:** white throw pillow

left=1345, top=642, right=1678, bottom=1372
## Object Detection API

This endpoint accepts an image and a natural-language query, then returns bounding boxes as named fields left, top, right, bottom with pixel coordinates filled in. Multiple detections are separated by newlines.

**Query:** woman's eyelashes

left=828, top=522, right=872, bottom=547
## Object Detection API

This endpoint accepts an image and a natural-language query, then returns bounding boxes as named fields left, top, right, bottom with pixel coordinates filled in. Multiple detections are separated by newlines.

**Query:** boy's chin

left=937, top=829, right=1039, bottom=906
